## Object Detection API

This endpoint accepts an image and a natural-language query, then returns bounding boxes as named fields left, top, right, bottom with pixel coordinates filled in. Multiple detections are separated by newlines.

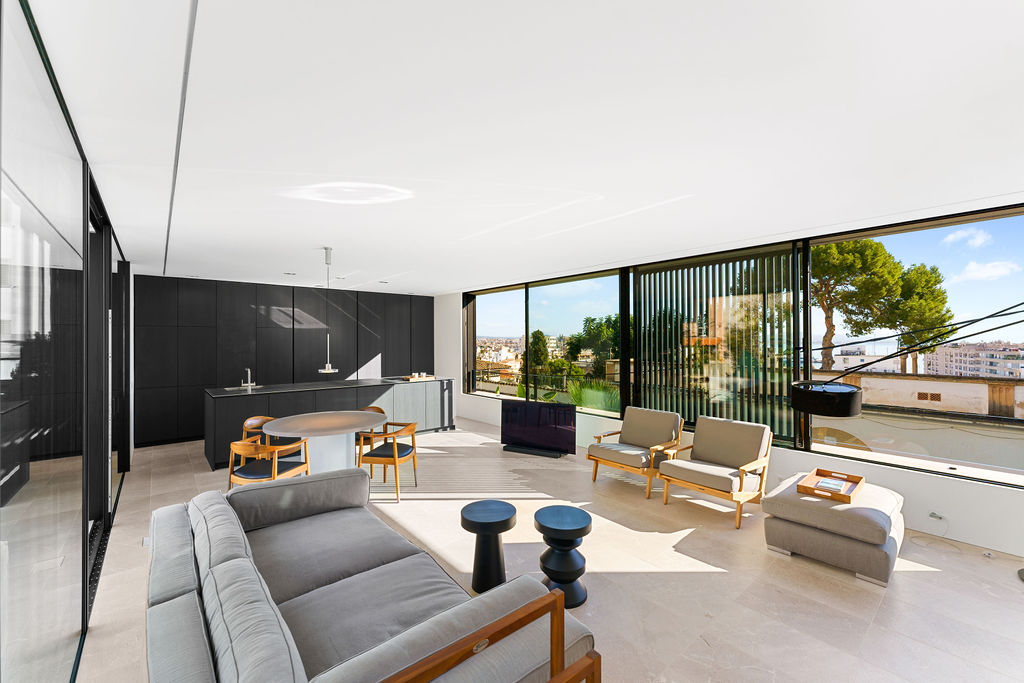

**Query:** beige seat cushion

left=762, top=473, right=904, bottom=545
left=588, top=442, right=654, bottom=469
left=691, top=415, right=771, bottom=469
left=658, top=458, right=760, bottom=493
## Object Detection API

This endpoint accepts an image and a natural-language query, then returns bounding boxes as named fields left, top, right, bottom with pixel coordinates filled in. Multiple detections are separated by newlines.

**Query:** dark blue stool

left=461, top=500, right=517, bottom=593
left=534, top=505, right=593, bottom=607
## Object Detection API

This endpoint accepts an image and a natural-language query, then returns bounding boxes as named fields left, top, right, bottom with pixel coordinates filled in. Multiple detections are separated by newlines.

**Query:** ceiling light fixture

left=283, top=272, right=296, bottom=275
left=281, top=181, right=415, bottom=205
left=318, top=247, right=339, bottom=374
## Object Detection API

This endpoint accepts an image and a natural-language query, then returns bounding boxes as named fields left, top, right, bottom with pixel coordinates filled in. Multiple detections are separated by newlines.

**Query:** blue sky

left=476, top=215, right=1024, bottom=346
left=816, top=214, right=1024, bottom=351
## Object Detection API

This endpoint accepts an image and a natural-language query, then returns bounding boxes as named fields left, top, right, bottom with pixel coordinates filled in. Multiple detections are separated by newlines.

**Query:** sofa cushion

left=247, top=506, right=423, bottom=604
left=202, top=557, right=306, bottom=683
left=226, top=469, right=370, bottom=532
left=149, top=503, right=199, bottom=607
left=762, top=473, right=904, bottom=545
left=188, top=490, right=252, bottom=575
left=587, top=442, right=654, bottom=469
left=146, top=591, right=216, bottom=683
left=691, top=415, right=771, bottom=469
left=280, top=552, right=469, bottom=679
left=309, top=575, right=593, bottom=683
left=658, top=458, right=760, bottom=493
left=619, top=406, right=680, bottom=449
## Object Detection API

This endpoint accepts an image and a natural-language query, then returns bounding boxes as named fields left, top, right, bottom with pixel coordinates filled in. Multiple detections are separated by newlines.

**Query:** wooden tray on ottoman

left=797, top=468, right=864, bottom=504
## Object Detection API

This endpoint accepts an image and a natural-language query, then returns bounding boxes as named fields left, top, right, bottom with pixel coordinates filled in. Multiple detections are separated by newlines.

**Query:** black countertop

left=204, top=376, right=452, bottom=398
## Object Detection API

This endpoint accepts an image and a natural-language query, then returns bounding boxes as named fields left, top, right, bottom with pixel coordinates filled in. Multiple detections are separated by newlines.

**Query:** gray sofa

left=147, top=469, right=594, bottom=682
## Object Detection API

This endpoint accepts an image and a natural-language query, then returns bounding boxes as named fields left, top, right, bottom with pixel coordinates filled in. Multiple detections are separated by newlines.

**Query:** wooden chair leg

left=662, top=480, right=670, bottom=504
left=393, top=458, right=401, bottom=502
left=591, top=460, right=599, bottom=482
left=370, top=464, right=374, bottom=478
left=645, top=475, right=653, bottom=499
left=383, top=465, right=387, bottom=483
left=735, top=502, right=743, bottom=529
left=227, top=452, right=235, bottom=491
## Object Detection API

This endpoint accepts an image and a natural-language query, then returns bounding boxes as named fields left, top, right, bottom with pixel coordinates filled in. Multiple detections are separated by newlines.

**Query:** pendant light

left=317, top=246, right=339, bottom=374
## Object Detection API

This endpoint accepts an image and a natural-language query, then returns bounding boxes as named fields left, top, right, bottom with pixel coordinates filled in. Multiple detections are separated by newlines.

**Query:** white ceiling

left=28, top=1, right=1024, bottom=295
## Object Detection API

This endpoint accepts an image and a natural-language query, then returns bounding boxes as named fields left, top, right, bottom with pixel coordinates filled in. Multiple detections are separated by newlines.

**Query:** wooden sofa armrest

left=739, top=457, right=769, bottom=473
left=593, top=430, right=621, bottom=443
left=664, top=444, right=693, bottom=459
left=385, top=590, right=595, bottom=683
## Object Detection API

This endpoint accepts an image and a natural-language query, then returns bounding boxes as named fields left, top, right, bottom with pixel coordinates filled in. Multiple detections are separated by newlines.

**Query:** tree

left=881, top=264, right=954, bottom=373
left=528, top=329, right=549, bottom=370
left=811, top=240, right=902, bottom=370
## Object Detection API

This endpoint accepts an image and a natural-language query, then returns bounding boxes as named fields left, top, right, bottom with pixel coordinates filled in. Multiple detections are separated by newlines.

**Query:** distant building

left=924, top=342, right=1024, bottom=378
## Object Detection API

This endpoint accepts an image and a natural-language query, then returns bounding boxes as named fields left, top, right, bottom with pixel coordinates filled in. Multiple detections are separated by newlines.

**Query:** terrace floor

left=78, top=418, right=1024, bottom=682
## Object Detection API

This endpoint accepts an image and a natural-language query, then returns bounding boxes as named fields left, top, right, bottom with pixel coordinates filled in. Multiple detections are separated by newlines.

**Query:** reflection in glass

left=1, top=5, right=85, bottom=680
left=636, top=250, right=795, bottom=442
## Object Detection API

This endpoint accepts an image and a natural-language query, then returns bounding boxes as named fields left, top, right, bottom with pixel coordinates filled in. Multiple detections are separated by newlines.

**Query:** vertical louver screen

left=636, top=249, right=796, bottom=443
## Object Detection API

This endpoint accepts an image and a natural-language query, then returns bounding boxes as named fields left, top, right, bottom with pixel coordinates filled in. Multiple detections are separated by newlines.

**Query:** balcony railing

left=471, top=370, right=620, bottom=415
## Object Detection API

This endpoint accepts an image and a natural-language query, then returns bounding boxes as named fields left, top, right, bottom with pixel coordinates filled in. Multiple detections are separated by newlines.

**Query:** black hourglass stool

left=460, top=500, right=517, bottom=593
left=534, top=505, right=593, bottom=608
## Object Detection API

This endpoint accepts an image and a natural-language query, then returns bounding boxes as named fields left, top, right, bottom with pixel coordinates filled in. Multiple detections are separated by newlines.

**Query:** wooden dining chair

left=227, top=435, right=310, bottom=490
left=242, top=416, right=276, bottom=444
left=357, top=421, right=418, bottom=502
left=356, top=405, right=387, bottom=478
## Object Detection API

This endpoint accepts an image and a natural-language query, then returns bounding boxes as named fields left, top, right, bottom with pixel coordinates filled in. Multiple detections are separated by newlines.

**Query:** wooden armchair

left=657, top=415, right=772, bottom=528
left=357, top=421, right=418, bottom=502
left=228, top=436, right=310, bottom=490
left=586, top=406, right=681, bottom=498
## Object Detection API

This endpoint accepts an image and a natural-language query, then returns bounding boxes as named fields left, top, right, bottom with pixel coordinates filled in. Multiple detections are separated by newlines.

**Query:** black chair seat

left=234, top=459, right=305, bottom=480
left=363, top=442, right=414, bottom=459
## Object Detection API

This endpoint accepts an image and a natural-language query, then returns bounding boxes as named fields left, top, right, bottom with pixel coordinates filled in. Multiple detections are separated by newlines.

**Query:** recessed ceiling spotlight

left=280, top=181, right=415, bottom=205
left=283, top=272, right=296, bottom=275
left=379, top=281, right=389, bottom=284
left=335, top=275, right=345, bottom=279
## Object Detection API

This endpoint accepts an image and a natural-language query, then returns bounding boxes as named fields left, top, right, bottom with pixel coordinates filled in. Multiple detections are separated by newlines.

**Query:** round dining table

left=262, top=411, right=386, bottom=474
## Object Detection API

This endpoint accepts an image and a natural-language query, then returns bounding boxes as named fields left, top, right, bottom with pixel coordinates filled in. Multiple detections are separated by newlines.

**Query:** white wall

left=434, top=292, right=1024, bottom=557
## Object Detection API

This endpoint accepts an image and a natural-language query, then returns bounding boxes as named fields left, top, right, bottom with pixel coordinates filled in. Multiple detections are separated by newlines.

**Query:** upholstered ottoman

left=762, top=473, right=904, bottom=586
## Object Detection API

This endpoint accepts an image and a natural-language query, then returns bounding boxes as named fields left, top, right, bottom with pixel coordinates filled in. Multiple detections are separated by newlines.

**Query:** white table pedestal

left=305, top=433, right=357, bottom=474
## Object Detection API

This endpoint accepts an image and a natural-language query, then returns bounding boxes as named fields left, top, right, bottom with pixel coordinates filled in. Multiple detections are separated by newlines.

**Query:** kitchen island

left=203, top=377, right=454, bottom=469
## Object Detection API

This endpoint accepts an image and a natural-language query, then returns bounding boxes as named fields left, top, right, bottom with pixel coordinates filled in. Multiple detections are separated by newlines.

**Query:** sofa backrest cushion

left=226, top=469, right=370, bottom=532
left=146, top=590, right=217, bottom=683
left=619, top=407, right=680, bottom=449
left=149, top=503, right=199, bottom=607
left=692, top=415, right=771, bottom=469
left=188, top=490, right=252, bottom=575
left=202, top=557, right=306, bottom=683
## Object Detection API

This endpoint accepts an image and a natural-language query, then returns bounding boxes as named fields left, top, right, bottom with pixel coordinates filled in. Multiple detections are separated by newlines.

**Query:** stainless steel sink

left=221, top=385, right=264, bottom=391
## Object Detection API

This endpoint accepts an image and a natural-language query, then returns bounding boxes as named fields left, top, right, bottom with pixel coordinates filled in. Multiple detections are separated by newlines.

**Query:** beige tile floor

left=78, top=419, right=1024, bottom=682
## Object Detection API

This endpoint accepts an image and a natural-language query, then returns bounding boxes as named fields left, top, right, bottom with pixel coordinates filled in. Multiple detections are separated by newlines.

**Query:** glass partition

left=1, top=5, right=86, bottom=680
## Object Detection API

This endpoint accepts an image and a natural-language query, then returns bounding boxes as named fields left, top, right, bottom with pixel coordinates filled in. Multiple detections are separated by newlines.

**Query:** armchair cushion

left=658, top=458, right=761, bottom=493
left=619, top=407, right=681, bottom=449
left=587, top=442, right=657, bottom=469
left=691, top=415, right=771, bottom=470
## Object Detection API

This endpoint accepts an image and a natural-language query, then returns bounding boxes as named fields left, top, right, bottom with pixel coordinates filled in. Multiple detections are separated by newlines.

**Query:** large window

left=810, top=214, right=1024, bottom=476
left=470, top=287, right=526, bottom=399
left=527, top=273, right=621, bottom=415
left=635, top=248, right=797, bottom=443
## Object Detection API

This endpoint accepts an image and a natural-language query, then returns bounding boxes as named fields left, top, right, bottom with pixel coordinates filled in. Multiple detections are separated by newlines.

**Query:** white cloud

left=949, top=260, right=1021, bottom=284
left=941, top=227, right=992, bottom=248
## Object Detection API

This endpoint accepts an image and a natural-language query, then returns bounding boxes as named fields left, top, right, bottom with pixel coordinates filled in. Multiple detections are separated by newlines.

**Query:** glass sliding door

left=1, top=3, right=87, bottom=679
left=636, top=248, right=796, bottom=443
